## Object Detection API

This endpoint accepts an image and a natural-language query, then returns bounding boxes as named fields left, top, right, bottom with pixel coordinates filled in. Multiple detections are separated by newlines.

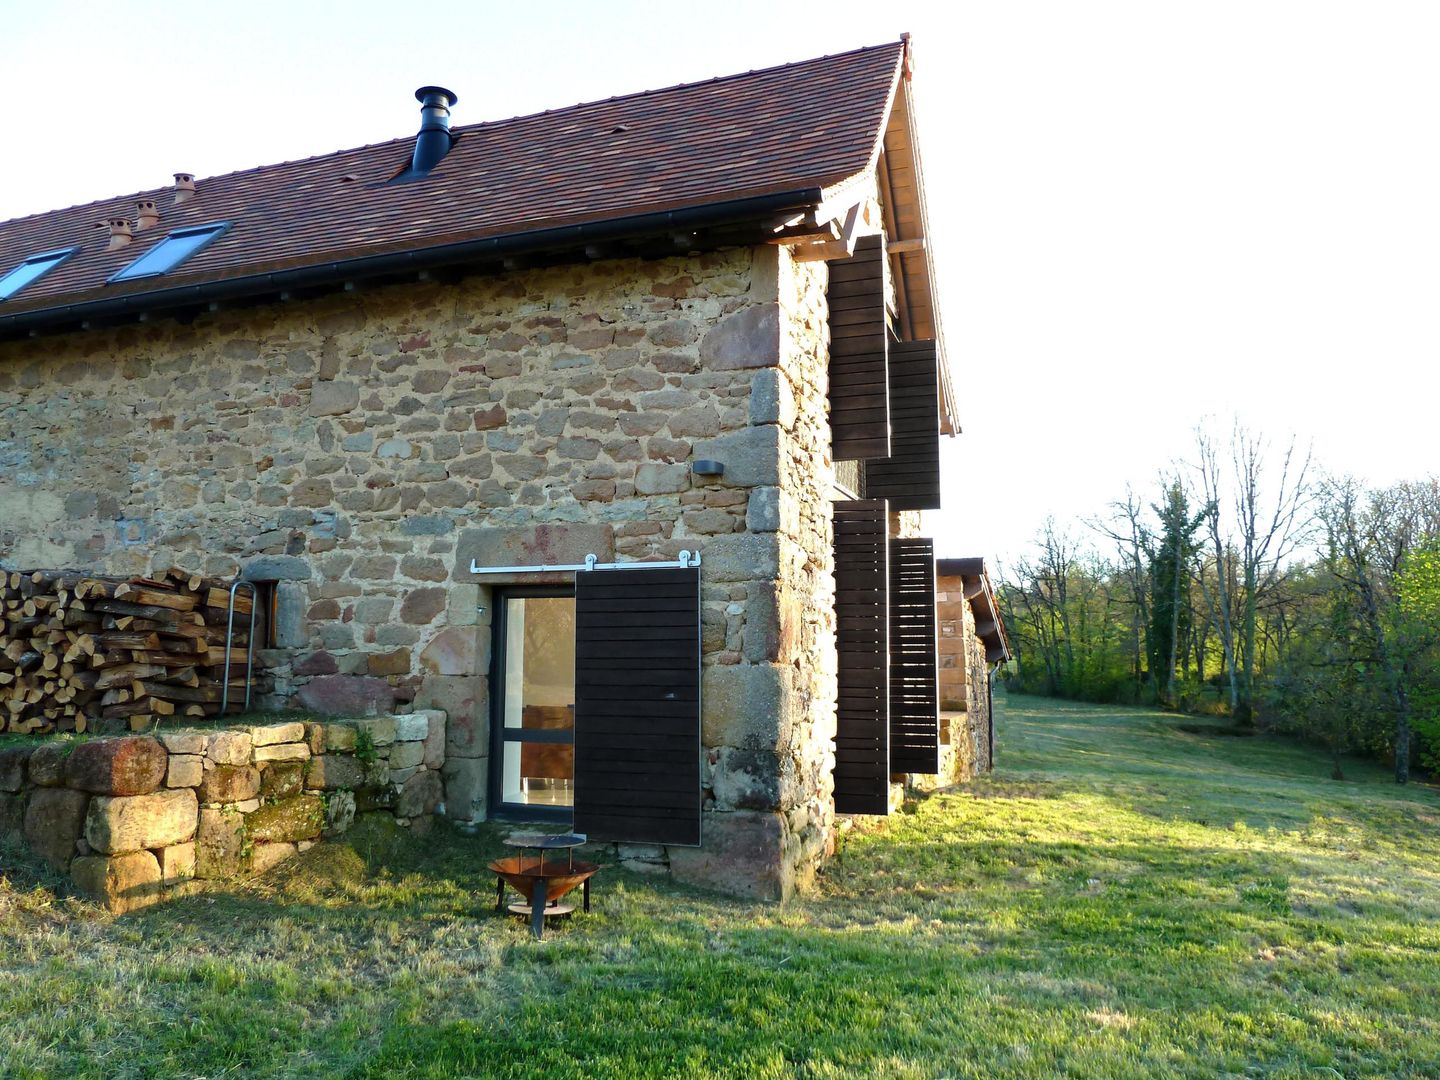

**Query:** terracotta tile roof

left=0, top=41, right=905, bottom=318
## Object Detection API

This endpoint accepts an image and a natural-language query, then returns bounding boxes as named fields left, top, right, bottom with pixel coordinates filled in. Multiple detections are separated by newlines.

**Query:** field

left=3, top=694, right=1440, bottom=1078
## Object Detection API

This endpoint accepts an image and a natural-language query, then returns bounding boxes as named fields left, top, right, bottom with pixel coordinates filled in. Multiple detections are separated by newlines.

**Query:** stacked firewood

left=0, top=568, right=262, bottom=735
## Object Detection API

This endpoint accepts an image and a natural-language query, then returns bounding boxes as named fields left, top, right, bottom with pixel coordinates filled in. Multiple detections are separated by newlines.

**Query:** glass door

left=491, top=589, right=576, bottom=821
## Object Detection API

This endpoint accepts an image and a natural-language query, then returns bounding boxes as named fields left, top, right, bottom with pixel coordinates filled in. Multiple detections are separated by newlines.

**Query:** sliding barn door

left=572, top=566, right=702, bottom=846
left=888, top=537, right=940, bottom=774
left=832, top=499, right=891, bottom=814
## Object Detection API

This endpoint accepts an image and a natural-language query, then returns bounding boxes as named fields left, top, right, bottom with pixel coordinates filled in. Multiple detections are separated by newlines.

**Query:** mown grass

left=3, top=693, right=1440, bottom=1078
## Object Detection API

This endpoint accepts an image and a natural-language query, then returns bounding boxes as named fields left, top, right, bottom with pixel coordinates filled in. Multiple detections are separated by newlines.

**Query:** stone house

left=0, top=37, right=973, bottom=900
left=936, top=558, right=1010, bottom=782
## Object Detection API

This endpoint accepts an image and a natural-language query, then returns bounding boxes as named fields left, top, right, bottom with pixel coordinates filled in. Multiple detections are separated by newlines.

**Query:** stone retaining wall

left=0, top=711, right=445, bottom=911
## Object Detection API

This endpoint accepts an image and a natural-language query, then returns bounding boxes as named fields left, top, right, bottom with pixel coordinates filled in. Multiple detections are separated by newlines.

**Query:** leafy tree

left=1147, top=479, right=1205, bottom=708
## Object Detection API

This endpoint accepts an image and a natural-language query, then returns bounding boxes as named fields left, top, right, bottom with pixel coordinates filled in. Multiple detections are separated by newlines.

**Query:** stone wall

left=0, top=243, right=839, bottom=901
left=0, top=711, right=445, bottom=911
left=936, top=573, right=992, bottom=781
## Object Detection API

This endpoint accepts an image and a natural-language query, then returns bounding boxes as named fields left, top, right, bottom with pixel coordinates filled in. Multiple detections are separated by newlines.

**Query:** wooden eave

left=874, top=59, right=959, bottom=437
left=937, top=557, right=1011, bottom=662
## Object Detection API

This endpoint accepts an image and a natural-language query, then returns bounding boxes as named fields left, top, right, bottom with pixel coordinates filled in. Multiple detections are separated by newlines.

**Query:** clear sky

left=3, top=1, right=1437, bottom=566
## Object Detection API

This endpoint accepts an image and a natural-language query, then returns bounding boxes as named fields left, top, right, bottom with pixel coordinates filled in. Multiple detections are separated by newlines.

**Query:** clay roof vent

left=173, top=173, right=196, bottom=205
left=135, top=199, right=160, bottom=231
left=102, top=218, right=133, bottom=250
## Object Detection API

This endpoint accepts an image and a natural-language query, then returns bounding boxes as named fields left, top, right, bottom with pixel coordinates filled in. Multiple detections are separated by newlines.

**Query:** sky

left=2, top=1, right=1437, bottom=568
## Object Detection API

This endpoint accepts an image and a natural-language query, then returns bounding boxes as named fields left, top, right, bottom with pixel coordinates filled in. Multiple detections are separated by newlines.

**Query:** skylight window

left=0, top=247, right=78, bottom=301
left=109, top=222, right=230, bottom=283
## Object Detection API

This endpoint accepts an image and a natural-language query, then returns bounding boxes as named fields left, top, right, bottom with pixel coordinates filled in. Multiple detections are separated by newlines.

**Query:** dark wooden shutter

left=573, top=566, right=701, bottom=846
left=888, top=537, right=940, bottom=774
left=827, top=235, right=890, bottom=461
left=832, top=499, right=890, bottom=814
left=866, top=339, right=941, bottom=510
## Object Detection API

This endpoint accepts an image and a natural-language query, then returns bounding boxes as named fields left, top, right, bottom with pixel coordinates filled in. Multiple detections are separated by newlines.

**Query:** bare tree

left=1194, top=421, right=1313, bottom=721
left=1089, top=488, right=1152, bottom=697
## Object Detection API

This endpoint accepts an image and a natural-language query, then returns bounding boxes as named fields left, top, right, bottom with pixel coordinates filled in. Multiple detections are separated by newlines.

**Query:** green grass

left=4, top=693, right=1440, bottom=1078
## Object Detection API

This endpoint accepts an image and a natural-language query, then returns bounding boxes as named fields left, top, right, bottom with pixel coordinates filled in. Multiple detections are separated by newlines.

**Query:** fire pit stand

left=490, top=832, right=599, bottom=939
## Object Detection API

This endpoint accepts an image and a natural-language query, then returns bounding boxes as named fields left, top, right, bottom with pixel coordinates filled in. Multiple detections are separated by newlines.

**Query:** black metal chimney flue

left=410, top=86, right=459, bottom=176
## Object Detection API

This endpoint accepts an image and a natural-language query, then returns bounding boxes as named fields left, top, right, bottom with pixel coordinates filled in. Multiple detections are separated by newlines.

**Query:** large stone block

left=395, top=712, right=432, bottom=742
left=253, top=743, right=311, bottom=764
left=245, top=796, right=324, bottom=844
left=166, top=755, right=204, bottom=788
left=700, top=533, right=780, bottom=583
left=0, top=746, right=32, bottom=792
left=196, top=807, right=244, bottom=878
left=65, top=737, right=168, bottom=796
left=396, top=769, right=443, bottom=818
left=296, top=675, right=397, bottom=716
left=419, top=626, right=479, bottom=676
left=441, top=756, right=487, bottom=822
left=250, top=841, right=298, bottom=875
left=691, top=426, right=781, bottom=488
left=85, top=789, right=198, bottom=854
left=158, top=731, right=207, bottom=755
left=400, top=588, right=447, bottom=625
left=455, top=523, right=614, bottom=581
left=701, top=663, right=794, bottom=751
left=423, top=712, right=446, bottom=769
left=389, top=740, right=425, bottom=771
left=207, top=731, right=253, bottom=766
left=274, top=583, right=308, bottom=648
left=669, top=810, right=792, bottom=902
left=323, top=790, right=356, bottom=835
left=741, top=583, right=801, bottom=664
left=197, top=764, right=261, bottom=804
left=71, top=851, right=164, bottom=913
left=323, top=724, right=358, bottom=752
left=353, top=715, right=397, bottom=746
left=415, top=675, right=487, bottom=758
left=310, top=380, right=359, bottom=416
left=699, top=303, right=779, bottom=370
left=305, top=754, right=364, bottom=790
left=240, top=555, right=311, bottom=582
left=259, top=762, right=305, bottom=799
left=158, top=842, right=196, bottom=885
left=710, top=748, right=799, bottom=812
left=0, top=793, right=23, bottom=843
left=23, top=788, right=89, bottom=869
left=27, top=742, right=68, bottom=787
left=748, top=368, right=796, bottom=428
left=249, top=722, right=306, bottom=746
left=634, top=463, right=690, bottom=495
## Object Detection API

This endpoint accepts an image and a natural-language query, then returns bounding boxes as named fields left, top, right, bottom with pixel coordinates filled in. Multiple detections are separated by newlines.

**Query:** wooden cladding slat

left=832, top=500, right=890, bottom=815
left=888, top=537, right=940, bottom=774
left=573, top=566, right=701, bottom=847
left=865, top=339, right=941, bottom=511
left=827, top=235, right=889, bottom=461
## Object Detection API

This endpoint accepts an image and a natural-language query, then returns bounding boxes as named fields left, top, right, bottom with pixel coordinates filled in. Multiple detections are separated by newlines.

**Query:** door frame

left=487, top=583, right=577, bottom=824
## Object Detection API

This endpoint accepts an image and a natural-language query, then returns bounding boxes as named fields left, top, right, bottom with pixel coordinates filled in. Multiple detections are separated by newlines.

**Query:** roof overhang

left=938, top=557, right=1010, bottom=663
left=0, top=188, right=823, bottom=342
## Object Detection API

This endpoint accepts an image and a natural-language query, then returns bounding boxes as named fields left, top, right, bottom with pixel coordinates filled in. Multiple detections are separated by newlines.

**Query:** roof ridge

left=0, top=38, right=905, bottom=230
left=449, top=38, right=906, bottom=135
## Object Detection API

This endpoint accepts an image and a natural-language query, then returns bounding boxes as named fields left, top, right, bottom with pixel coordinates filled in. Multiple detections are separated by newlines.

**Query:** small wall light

left=692, top=459, right=725, bottom=477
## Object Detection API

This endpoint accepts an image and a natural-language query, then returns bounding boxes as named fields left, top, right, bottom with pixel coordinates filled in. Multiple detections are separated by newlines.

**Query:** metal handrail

left=220, top=579, right=258, bottom=715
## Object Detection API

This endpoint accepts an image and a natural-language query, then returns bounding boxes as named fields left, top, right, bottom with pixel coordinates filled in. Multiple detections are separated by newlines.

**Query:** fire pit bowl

left=490, top=832, right=600, bottom=939
left=488, top=855, right=601, bottom=907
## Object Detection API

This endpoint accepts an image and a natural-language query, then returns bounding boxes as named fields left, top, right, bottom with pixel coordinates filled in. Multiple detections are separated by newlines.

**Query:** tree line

left=998, top=423, right=1440, bottom=782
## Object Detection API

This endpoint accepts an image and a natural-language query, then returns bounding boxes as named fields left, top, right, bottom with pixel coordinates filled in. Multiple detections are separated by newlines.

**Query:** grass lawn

left=3, top=694, right=1440, bottom=1078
